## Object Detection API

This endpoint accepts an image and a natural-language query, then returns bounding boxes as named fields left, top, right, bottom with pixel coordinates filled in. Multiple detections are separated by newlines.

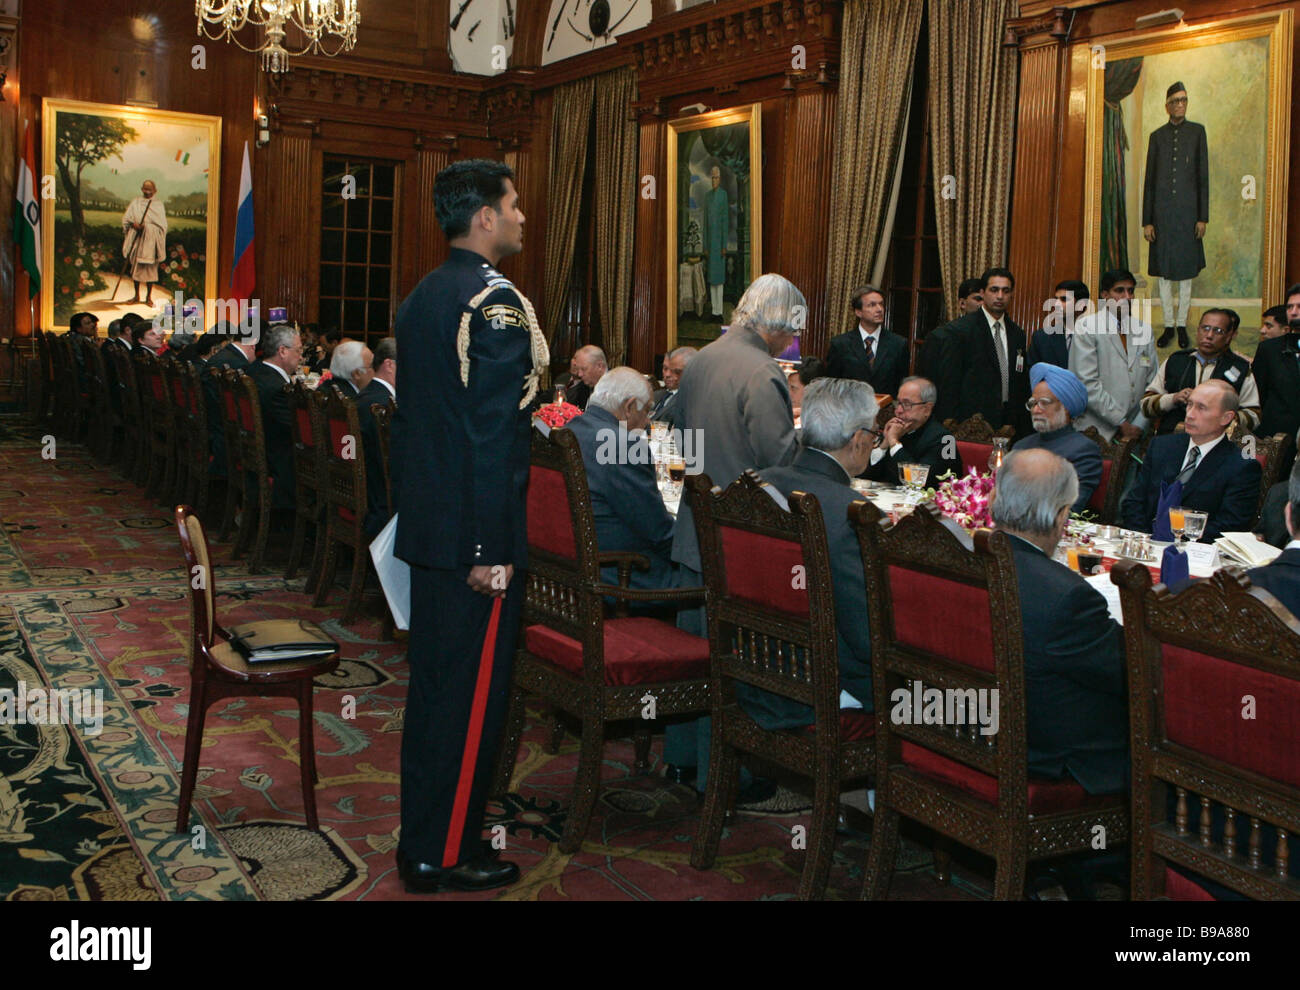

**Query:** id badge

left=1140, top=354, right=1151, bottom=368
left=1015, top=351, right=1024, bottom=373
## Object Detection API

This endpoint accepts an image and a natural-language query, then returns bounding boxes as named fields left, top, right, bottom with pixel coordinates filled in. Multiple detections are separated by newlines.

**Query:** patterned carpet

left=0, top=416, right=983, bottom=901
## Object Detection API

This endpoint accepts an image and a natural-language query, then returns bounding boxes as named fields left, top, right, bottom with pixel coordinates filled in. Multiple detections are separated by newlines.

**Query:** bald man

left=565, top=345, right=607, bottom=410
left=1121, top=380, right=1260, bottom=540
left=121, top=179, right=168, bottom=306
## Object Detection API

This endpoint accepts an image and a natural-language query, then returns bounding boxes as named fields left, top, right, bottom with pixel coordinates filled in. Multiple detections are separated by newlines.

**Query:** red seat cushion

left=798, top=711, right=877, bottom=742
left=1165, top=866, right=1217, bottom=901
left=898, top=741, right=1118, bottom=814
left=523, top=617, right=709, bottom=686
left=1087, top=456, right=1112, bottom=514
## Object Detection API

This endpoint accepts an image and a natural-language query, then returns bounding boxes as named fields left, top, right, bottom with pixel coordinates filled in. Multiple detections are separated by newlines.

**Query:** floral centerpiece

left=534, top=401, right=583, bottom=430
left=931, top=468, right=996, bottom=531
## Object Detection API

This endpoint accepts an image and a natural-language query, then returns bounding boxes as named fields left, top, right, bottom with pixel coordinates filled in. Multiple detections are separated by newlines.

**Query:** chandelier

left=195, top=1, right=360, bottom=73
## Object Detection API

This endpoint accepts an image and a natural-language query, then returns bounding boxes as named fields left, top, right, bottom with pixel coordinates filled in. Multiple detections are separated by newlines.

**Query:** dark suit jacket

left=919, top=322, right=953, bottom=383
left=1256, top=481, right=1289, bottom=549
left=746, top=447, right=874, bottom=728
left=565, top=404, right=676, bottom=592
left=564, top=379, right=592, bottom=411
left=1251, top=333, right=1300, bottom=440
left=203, top=342, right=251, bottom=476
left=1248, top=547, right=1300, bottom=620
left=393, top=247, right=535, bottom=569
left=1025, top=328, right=1070, bottom=370
left=824, top=327, right=908, bottom=399
left=245, top=361, right=295, bottom=509
left=320, top=377, right=359, bottom=399
left=1120, top=433, right=1261, bottom=540
left=934, top=309, right=1030, bottom=437
left=1008, top=535, right=1129, bottom=794
left=355, top=378, right=395, bottom=539
left=1013, top=425, right=1103, bottom=514
left=865, top=416, right=959, bottom=484
left=651, top=387, right=684, bottom=429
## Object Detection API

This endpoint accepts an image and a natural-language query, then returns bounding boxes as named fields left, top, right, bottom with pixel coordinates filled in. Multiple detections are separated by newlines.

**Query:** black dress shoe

left=396, top=850, right=519, bottom=894
left=662, top=763, right=698, bottom=786
left=1157, top=326, right=1176, bottom=348
left=1176, top=325, right=1189, bottom=348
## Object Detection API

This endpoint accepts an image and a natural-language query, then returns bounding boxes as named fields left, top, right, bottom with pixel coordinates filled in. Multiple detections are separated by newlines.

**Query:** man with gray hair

left=748, top=378, right=878, bottom=728
left=566, top=367, right=677, bottom=592
left=652, top=346, right=697, bottom=428
left=564, top=344, right=608, bottom=410
left=663, top=273, right=804, bottom=794
left=991, top=448, right=1127, bottom=797
left=865, top=375, right=959, bottom=483
left=326, top=338, right=373, bottom=398
left=246, top=322, right=303, bottom=508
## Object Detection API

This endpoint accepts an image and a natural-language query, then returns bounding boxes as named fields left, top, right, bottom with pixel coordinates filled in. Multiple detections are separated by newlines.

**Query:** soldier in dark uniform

left=1143, top=81, right=1209, bottom=350
left=392, top=160, right=548, bottom=893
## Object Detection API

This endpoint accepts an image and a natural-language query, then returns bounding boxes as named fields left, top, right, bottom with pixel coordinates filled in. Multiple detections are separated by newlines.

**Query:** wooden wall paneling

left=776, top=83, right=837, bottom=360
left=1007, top=37, right=1069, bottom=333
left=260, top=128, right=314, bottom=322
left=630, top=112, right=667, bottom=371
left=410, top=144, right=451, bottom=289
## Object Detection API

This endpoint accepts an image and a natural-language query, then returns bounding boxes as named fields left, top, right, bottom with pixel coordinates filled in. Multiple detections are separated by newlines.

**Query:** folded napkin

left=1159, top=542, right=1190, bottom=591
left=1152, top=479, right=1183, bottom=541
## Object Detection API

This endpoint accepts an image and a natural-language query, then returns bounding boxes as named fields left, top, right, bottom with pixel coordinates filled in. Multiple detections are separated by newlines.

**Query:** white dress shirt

left=1178, top=431, right=1227, bottom=477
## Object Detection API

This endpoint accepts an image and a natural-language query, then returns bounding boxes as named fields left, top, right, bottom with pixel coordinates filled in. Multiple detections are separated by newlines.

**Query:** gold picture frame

left=41, top=98, right=222, bottom=332
left=1081, top=11, right=1291, bottom=352
left=666, top=103, right=762, bottom=351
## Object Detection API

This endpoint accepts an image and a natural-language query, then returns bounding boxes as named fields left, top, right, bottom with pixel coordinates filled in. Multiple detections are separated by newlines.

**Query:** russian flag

left=230, top=141, right=255, bottom=301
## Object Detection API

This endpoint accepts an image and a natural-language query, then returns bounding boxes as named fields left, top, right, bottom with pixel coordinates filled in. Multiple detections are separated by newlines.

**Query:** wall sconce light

left=1135, top=8, right=1184, bottom=29
left=256, top=113, right=270, bottom=147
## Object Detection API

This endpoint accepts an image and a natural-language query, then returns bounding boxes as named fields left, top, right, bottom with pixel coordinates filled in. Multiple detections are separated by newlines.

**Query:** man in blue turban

left=1013, top=363, right=1103, bottom=513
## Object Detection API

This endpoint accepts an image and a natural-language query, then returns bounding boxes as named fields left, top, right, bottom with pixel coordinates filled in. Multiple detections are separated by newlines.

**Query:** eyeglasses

left=860, top=427, right=884, bottom=443
left=1167, top=96, right=1188, bottom=105
left=1197, top=325, right=1232, bottom=337
left=1025, top=397, right=1060, bottom=410
left=894, top=400, right=931, bottom=412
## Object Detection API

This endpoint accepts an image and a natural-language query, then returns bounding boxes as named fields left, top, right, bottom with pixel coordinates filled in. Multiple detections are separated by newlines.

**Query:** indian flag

left=13, top=121, right=41, bottom=299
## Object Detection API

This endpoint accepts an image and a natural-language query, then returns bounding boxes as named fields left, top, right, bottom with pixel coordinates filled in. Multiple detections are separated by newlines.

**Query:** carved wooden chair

left=218, top=369, right=274, bottom=572
left=134, top=350, right=173, bottom=500
left=284, top=383, right=328, bottom=590
left=492, top=427, right=711, bottom=854
left=1112, top=561, right=1300, bottom=900
left=213, top=367, right=243, bottom=541
left=943, top=413, right=1015, bottom=479
left=83, top=340, right=118, bottom=464
left=108, top=345, right=146, bottom=486
left=851, top=502, right=1129, bottom=900
left=28, top=330, right=53, bottom=423
left=689, top=471, right=875, bottom=900
left=171, top=362, right=211, bottom=517
left=160, top=355, right=190, bottom=505
left=173, top=504, right=339, bottom=832
left=370, top=397, right=395, bottom=526
left=49, top=335, right=81, bottom=441
left=1078, top=425, right=1137, bottom=525
left=314, top=388, right=370, bottom=623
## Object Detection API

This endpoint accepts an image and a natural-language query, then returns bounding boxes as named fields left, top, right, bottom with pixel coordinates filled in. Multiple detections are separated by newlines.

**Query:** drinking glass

left=668, top=456, right=686, bottom=485
left=1182, top=510, right=1208, bottom=543
left=1168, top=506, right=1187, bottom=543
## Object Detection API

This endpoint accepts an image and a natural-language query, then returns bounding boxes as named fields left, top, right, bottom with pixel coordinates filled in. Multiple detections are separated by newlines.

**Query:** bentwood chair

left=1079, top=426, right=1137, bottom=526
left=314, top=387, right=370, bottom=623
left=492, top=427, right=711, bottom=854
left=689, top=471, right=876, bottom=900
left=284, top=383, right=328, bottom=590
left=1112, top=561, right=1300, bottom=900
left=173, top=505, right=339, bottom=831
left=943, top=413, right=1016, bottom=479
left=852, top=502, right=1129, bottom=900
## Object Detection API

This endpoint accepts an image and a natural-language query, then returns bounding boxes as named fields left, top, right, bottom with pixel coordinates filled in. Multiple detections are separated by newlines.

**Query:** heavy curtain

left=591, top=66, right=639, bottom=366
left=929, top=0, right=1020, bottom=317
left=1101, top=58, right=1144, bottom=275
left=824, top=0, right=926, bottom=339
left=542, top=75, right=596, bottom=354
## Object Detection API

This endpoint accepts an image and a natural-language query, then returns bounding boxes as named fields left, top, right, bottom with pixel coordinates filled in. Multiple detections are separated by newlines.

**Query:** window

left=320, top=157, right=396, bottom=345
left=556, top=114, right=602, bottom=363
left=884, top=24, right=944, bottom=373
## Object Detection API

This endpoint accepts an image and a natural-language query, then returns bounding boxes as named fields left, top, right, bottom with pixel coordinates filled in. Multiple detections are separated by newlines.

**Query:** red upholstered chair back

left=523, top=427, right=603, bottom=643
left=1235, top=432, right=1290, bottom=523
left=1086, top=456, right=1111, bottom=515
left=956, top=441, right=991, bottom=479
left=1078, top=426, right=1136, bottom=526
left=688, top=471, right=842, bottom=730
left=1112, top=562, right=1300, bottom=899
left=850, top=502, right=1027, bottom=805
left=320, top=387, right=365, bottom=524
left=285, top=382, right=324, bottom=488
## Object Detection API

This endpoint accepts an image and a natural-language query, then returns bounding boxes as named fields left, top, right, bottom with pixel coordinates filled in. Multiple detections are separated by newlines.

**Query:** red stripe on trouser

left=442, top=596, right=503, bottom=868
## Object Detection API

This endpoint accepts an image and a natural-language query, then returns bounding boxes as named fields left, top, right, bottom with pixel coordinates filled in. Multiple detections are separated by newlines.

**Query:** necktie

left=1176, top=444, right=1201, bottom=484
left=992, top=321, right=1008, bottom=402
left=864, top=334, right=875, bottom=371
